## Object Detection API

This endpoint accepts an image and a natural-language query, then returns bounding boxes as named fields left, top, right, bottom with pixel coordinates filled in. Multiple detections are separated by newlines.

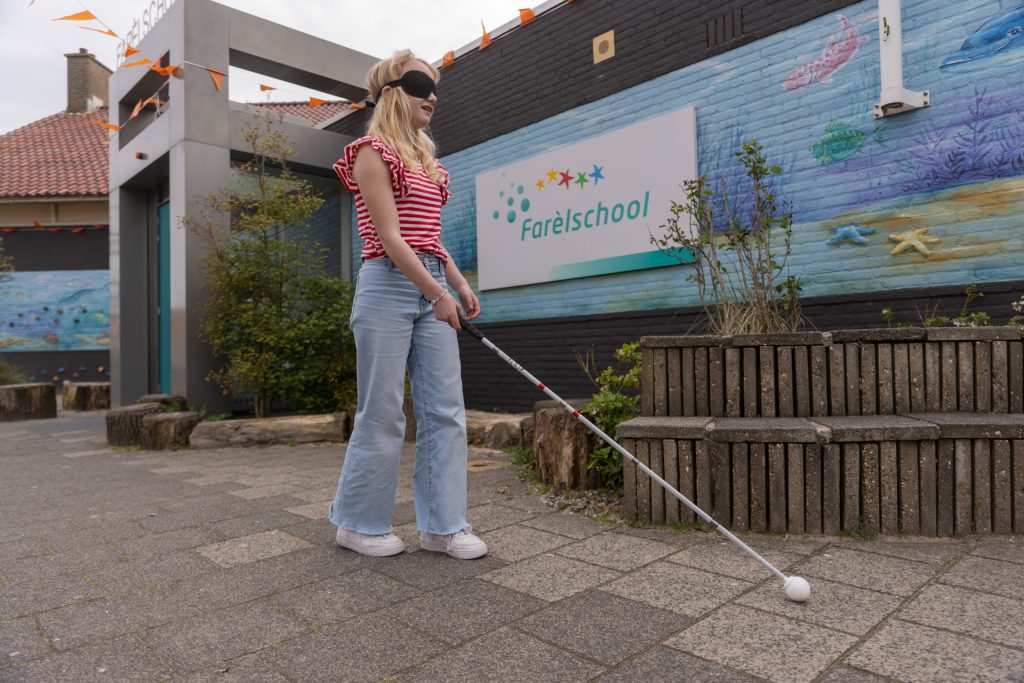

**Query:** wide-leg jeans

left=328, top=254, right=469, bottom=536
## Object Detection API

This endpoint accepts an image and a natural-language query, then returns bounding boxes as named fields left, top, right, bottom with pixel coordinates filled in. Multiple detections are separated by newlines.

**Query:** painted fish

left=811, top=120, right=885, bottom=164
left=785, top=16, right=869, bottom=90
left=940, top=7, right=1024, bottom=70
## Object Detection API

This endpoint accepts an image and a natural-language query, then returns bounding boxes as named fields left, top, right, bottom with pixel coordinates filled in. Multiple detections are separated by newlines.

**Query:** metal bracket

left=874, top=87, right=930, bottom=119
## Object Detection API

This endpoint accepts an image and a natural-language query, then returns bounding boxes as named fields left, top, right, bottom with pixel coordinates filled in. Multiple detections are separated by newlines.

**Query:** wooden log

left=860, top=443, right=880, bottom=533
left=637, top=439, right=651, bottom=522
left=992, top=440, right=1011, bottom=535
left=682, top=348, right=696, bottom=416
left=941, top=342, right=957, bottom=412
left=918, top=441, right=937, bottom=537
left=725, top=348, right=741, bottom=417
left=731, top=442, right=749, bottom=531
left=823, top=444, right=841, bottom=535
left=1014, top=441, right=1024, bottom=534
left=650, top=438, right=665, bottom=524
left=695, top=348, right=710, bottom=416
left=811, top=346, right=828, bottom=417
left=139, top=412, right=200, bottom=450
left=957, top=342, right=975, bottom=412
left=788, top=443, right=805, bottom=534
left=805, top=444, right=823, bottom=533
left=954, top=439, right=973, bottom=535
left=653, top=348, right=668, bottom=417
left=622, top=438, right=638, bottom=520
left=667, top=348, right=682, bottom=417
left=742, top=347, right=758, bottom=417
left=794, top=346, right=811, bottom=417
left=533, top=402, right=599, bottom=491
left=695, top=439, right=712, bottom=516
left=894, top=344, right=911, bottom=414
left=992, top=341, right=1009, bottom=413
left=708, top=347, right=724, bottom=417
left=879, top=442, right=899, bottom=535
left=664, top=439, right=681, bottom=524
left=925, top=342, right=942, bottom=412
left=898, top=441, right=920, bottom=534
left=1009, top=342, right=1024, bottom=413
left=106, top=402, right=163, bottom=446
left=61, top=382, right=111, bottom=412
left=759, top=345, right=776, bottom=417
left=859, top=343, right=877, bottom=416
left=0, top=383, right=57, bottom=422
left=830, top=344, right=847, bottom=416
left=711, top=441, right=731, bottom=525
left=769, top=443, right=787, bottom=533
left=973, top=439, right=991, bottom=534
left=641, top=347, right=654, bottom=417
left=877, top=343, right=894, bottom=415
left=137, top=393, right=186, bottom=408
left=845, top=343, right=861, bottom=416
left=777, top=346, right=794, bottom=417
left=749, top=442, right=767, bottom=532
left=842, top=443, right=861, bottom=532
left=975, top=342, right=992, bottom=412
left=936, top=439, right=955, bottom=537
left=678, top=440, right=696, bottom=525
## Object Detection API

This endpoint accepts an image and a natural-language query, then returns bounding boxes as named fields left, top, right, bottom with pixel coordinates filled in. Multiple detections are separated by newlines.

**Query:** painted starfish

left=826, top=224, right=875, bottom=245
left=536, top=178, right=546, bottom=191
left=889, top=227, right=941, bottom=256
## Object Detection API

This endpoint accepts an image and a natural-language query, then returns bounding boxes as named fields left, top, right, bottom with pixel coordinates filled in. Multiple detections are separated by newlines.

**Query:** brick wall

left=65, top=49, right=112, bottom=113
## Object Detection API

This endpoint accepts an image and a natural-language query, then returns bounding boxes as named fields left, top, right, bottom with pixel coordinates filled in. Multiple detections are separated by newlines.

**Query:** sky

left=0, top=0, right=537, bottom=134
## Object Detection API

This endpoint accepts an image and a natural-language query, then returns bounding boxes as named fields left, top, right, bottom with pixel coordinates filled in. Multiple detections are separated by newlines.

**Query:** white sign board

left=475, top=107, right=697, bottom=291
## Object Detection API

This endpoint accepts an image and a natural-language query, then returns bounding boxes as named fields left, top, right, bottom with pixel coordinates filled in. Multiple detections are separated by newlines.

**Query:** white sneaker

left=419, top=527, right=488, bottom=560
left=335, top=527, right=405, bottom=557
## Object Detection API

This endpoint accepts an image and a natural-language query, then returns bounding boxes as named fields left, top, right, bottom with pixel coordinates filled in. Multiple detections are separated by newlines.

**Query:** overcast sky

left=0, top=0, right=537, bottom=134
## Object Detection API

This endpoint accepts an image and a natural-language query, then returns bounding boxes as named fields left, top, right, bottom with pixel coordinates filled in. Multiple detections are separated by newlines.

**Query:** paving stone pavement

left=1, top=411, right=1023, bottom=682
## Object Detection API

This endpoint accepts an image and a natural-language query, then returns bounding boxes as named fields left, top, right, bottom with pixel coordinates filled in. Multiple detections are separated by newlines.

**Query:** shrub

left=579, top=341, right=641, bottom=489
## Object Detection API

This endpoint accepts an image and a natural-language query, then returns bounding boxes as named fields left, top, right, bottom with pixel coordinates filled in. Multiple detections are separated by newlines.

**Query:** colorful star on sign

left=558, top=170, right=572, bottom=188
left=536, top=178, right=546, bottom=191
left=575, top=172, right=589, bottom=188
left=546, top=169, right=558, bottom=183
left=589, top=164, right=605, bottom=184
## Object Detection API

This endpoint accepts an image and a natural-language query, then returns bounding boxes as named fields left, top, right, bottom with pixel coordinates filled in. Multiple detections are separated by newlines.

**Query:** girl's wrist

left=428, top=289, right=449, bottom=306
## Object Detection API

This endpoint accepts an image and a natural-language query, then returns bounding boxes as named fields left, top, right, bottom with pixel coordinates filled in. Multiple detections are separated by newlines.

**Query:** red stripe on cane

left=572, top=410, right=580, bottom=417
left=538, top=383, right=545, bottom=390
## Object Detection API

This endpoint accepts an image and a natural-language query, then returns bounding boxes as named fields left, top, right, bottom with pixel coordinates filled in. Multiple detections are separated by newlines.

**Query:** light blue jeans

left=328, top=254, right=469, bottom=536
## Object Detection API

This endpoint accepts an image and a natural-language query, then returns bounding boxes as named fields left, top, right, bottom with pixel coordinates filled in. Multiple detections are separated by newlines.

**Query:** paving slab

left=0, top=573, right=101, bottom=619
left=666, top=605, right=859, bottom=683
left=194, top=530, right=312, bottom=568
left=175, top=653, right=289, bottom=682
left=667, top=540, right=804, bottom=582
left=0, top=616, right=51, bottom=670
left=164, top=555, right=315, bottom=611
left=595, top=646, right=761, bottom=682
left=899, top=583, right=1024, bottom=649
left=520, top=510, right=609, bottom=539
left=970, top=537, right=1024, bottom=565
left=846, top=619, right=1024, bottom=682
left=269, top=569, right=419, bottom=626
left=940, top=554, right=1024, bottom=600
left=819, top=666, right=892, bottom=682
left=517, top=590, right=690, bottom=666
left=480, top=523, right=575, bottom=562
left=1, top=634, right=170, bottom=682
left=600, top=561, right=753, bottom=618
left=464, top=502, right=539, bottom=532
left=795, top=546, right=936, bottom=597
left=366, top=547, right=508, bottom=591
left=555, top=531, right=678, bottom=571
left=833, top=537, right=968, bottom=565
left=481, top=552, right=619, bottom=602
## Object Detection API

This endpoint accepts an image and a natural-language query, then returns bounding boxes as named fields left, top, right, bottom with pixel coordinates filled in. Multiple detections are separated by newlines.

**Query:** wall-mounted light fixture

left=134, top=152, right=148, bottom=160
left=593, top=30, right=615, bottom=64
left=874, top=0, right=930, bottom=118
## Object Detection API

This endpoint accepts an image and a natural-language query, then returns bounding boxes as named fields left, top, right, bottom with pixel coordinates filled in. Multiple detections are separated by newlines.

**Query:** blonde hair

left=365, top=50, right=443, bottom=185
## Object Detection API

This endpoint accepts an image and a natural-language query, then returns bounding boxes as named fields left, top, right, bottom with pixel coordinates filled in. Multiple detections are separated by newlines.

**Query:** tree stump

left=189, top=413, right=349, bottom=449
left=533, top=399, right=598, bottom=491
left=137, top=393, right=187, bottom=409
left=0, top=383, right=57, bottom=421
left=62, top=382, right=111, bottom=411
left=140, top=412, right=200, bottom=450
left=107, top=403, right=163, bottom=446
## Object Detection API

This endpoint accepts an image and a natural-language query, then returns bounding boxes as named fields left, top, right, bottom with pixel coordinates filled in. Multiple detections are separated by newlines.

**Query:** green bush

left=0, top=359, right=24, bottom=386
left=579, top=341, right=642, bottom=489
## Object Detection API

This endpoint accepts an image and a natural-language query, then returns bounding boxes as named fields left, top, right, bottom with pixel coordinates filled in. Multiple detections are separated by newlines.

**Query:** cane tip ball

left=784, top=576, right=811, bottom=602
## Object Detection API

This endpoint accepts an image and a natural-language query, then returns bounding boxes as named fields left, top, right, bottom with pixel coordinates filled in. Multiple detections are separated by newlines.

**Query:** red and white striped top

left=333, top=135, right=451, bottom=263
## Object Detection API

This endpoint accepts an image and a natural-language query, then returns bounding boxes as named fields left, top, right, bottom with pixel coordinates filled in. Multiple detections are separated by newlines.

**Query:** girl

left=328, top=50, right=487, bottom=560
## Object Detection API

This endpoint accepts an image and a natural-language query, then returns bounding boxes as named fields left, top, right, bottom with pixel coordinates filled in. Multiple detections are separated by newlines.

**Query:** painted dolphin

left=785, top=16, right=869, bottom=90
left=940, top=7, right=1024, bottom=70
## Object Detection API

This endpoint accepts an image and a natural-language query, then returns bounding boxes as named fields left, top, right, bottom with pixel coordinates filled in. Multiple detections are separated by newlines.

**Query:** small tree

left=652, top=140, right=802, bottom=334
left=0, top=236, right=12, bottom=283
left=183, top=116, right=356, bottom=417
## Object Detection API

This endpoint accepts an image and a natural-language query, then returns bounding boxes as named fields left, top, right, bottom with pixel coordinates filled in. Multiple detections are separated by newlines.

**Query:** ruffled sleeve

left=332, top=135, right=411, bottom=198
left=436, top=161, right=452, bottom=207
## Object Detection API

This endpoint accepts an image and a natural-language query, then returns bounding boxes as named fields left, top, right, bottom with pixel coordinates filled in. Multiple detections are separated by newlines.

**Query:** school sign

left=475, top=107, right=698, bottom=290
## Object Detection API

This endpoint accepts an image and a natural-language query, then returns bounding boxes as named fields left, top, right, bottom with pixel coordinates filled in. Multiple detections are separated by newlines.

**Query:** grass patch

left=839, top=525, right=878, bottom=541
left=591, top=513, right=616, bottom=524
left=503, top=444, right=533, bottom=466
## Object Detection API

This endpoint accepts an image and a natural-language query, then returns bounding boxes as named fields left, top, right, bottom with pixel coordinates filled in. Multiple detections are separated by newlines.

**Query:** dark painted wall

left=1, top=229, right=107, bottom=271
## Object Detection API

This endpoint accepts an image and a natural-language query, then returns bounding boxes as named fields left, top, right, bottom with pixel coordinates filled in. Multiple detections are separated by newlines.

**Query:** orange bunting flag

left=102, top=139, right=110, bottom=145
left=48, top=227, right=64, bottom=233
left=308, top=97, right=326, bottom=108
left=349, top=102, right=366, bottom=110
left=71, top=227, right=87, bottom=234
left=519, top=9, right=535, bottom=25
left=94, top=121, right=122, bottom=131
left=1, top=228, right=16, bottom=234
left=80, top=27, right=118, bottom=37
left=122, top=58, right=151, bottom=68
left=150, top=63, right=177, bottom=77
left=128, top=99, right=144, bottom=120
left=259, top=84, right=276, bottom=92
left=53, top=10, right=96, bottom=21
left=442, top=50, right=455, bottom=67
left=125, top=45, right=140, bottom=57
left=207, top=68, right=225, bottom=91
left=480, top=21, right=492, bottom=50
left=145, top=97, right=168, bottom=106
left=33, top=220, right=43, bottom=230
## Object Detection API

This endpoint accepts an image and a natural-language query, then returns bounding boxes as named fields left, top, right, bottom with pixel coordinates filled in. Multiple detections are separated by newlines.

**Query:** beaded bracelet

left=428, top=290, right=449, bottom=306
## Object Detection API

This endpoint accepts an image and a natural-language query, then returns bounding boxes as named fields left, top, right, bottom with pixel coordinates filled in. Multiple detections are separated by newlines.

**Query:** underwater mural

left=0, top=270, right=110, bottom=352
left=785, top=16, right=869, bottom=90
left=940, top=6, right=1024, bottom=71
left=811, top=119, right=885, bottom=164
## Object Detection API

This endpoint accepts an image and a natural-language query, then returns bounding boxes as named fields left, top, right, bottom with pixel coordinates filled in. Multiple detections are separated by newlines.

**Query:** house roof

left=0, top=100, right=352, bottom=200
left=0, top=108, right=109, bottom=199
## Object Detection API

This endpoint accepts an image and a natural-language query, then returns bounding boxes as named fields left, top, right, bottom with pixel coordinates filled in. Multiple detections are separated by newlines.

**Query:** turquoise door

left=157, top=201, right=171, bottom=393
